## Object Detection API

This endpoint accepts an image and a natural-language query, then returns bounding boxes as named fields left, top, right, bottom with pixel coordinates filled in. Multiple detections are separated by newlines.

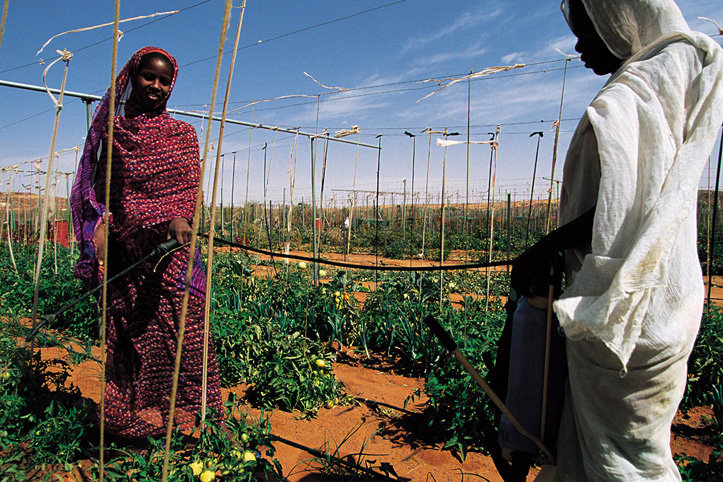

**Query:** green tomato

left=241, top=433, right=249, bottom=443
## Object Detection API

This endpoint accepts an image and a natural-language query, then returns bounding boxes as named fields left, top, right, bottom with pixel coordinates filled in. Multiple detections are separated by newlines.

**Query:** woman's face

left=131, top=56, right=174, bottom=112
left=567, top=0, right=623, bottom=75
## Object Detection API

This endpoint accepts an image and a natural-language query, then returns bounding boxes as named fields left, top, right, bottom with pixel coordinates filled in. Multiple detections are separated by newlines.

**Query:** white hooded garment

left=553, top=0, right=723, bottom=370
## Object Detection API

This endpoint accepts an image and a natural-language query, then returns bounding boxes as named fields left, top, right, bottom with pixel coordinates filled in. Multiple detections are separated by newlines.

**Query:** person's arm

left=511, top=205, right=595, bottom=297
left=168, top=217, right=193, bottom=245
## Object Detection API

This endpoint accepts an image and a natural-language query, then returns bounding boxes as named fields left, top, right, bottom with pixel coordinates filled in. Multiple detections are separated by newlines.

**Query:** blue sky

left=1, top=0, right=721, bottom=207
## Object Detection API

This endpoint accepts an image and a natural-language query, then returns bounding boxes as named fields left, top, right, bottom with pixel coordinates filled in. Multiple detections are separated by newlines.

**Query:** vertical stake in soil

left=0, top=0, right=9, bottom=54
left=245, top=105, right=253, bottom=224
left=525, top=131, right=544, bottom=247
left=201, top=0, right=246, bottom=422
left=707, top=126, right=722, bottom=309
left=465, top=70, right=472, bottom=263
left=421, top=127, right=433, bottom=262
left=30, top=50, right=72, bottom=361
left=545, top=59, right=569, bottom=233
left=374, top=134, right=382, bottom=288
left=162, top=2, right=233, bottom=480
left=485, top=125, right=500, bottom=311
left=404, top=131, right=416, bottom=266
left=98, top=4, right=122, bottom=479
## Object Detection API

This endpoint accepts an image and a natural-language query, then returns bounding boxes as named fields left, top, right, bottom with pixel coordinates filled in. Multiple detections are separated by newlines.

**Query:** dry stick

left=439, top=129, right=449, bottom=308
left=465, top=71, right=472, bottom=264
left=707, top=127, right=723, bottom=309
left=284, top=129, right=300, bottom=263
left=231, top=152, right=236, bottom=240
left=99, top=4, right=121, bottom=480
left=161, top=2, right=233, bottom=481
left=540, top=263, right=555, bottom=442
left=261, top=129, right=278, bottom=253
left=6, top=211, right=17, bottom=274
left=706, top=153, right=711, bottom=303
left=421, top=130, right=432, bottom=261
left=30, top=51, right=71, bottom=361
left=423, top=314, right=555, bottom=463
left=244, top=105, right=253, bottom=224
left=319, top=133, right=329, bottom=229
left=485, top=126, right=500, bottom=312
left=344, top=132, right=361, bottom=260
left=525, top=132, right=544, bottom=247
left=545, top=59, right=569, bottom=233
left=0, top=0, right=9, bottom=53
left=201, top=0, right=247, bottom=423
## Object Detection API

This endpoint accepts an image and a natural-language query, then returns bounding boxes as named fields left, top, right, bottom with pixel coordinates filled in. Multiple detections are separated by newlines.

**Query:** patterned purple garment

left=70, top=46, right=222, bottom=438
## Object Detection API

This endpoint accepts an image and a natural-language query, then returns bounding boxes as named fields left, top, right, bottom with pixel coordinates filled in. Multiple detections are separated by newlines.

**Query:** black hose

left=25, top=238, right=180, bottom=342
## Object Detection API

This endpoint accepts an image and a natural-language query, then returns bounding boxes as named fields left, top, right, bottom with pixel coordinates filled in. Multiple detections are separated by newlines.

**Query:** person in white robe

left=512, top=1, right=723, bottom=480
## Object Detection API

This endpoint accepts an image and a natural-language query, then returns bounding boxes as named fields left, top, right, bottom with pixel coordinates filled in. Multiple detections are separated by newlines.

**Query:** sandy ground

left=37, top=340, right=716, bottom=482
left=15, top=254, right=723, bottom=481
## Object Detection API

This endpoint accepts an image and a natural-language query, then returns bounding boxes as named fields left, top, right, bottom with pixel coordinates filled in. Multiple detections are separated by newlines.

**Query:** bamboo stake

left=0, top=0, right=9, bottom=53
left=485, top=126, right=500, bottom=312
left=545, top=59, right=569, bottom=233
left=465, top=70, right=472, bottom=263
left=284, top=129, right=300, bottom=263
left=30, top=51, right=72, bottom=354
left=344, top=132, right=361, bottom=260
left=98, top=4, right=122, bottom=479
left=707, top=127, right=722, bottom=309
left=439, top=129, right=452, bottom=307
left=231, top=152, right=236, bottom=240
left=245, top=105, right=253, bottom=224
left=525, top=132, right=544, bottom=247
left=421, top=128, right=433, bottom=261
left=162, top=2, right=233, bottom=480
left=201, top=0, right=246, bottom=423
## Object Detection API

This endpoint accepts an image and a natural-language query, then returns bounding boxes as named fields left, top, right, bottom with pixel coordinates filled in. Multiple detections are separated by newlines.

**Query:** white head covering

left=554, top=0, right=723, bottom=368
left=574, top=0, right=691, bottom=59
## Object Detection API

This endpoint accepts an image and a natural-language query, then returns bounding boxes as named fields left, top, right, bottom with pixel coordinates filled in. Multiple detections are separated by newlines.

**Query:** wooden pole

left=200, top=0, right=246, bottom=422
left=545, top=59, right=569, bottom=233
left=707, top=127, right=722, bottom=308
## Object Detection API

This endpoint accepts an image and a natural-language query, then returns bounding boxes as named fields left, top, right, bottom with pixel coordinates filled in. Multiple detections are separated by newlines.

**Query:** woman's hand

left=168, top=217, right=192, bottom=245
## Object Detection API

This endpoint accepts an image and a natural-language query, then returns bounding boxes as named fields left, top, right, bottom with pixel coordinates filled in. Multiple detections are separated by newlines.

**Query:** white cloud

left=401, top=8, right=502, bottom=55
left=501, top=51, right=524, bottom=64
left=418, top=43, right=488, bottom=66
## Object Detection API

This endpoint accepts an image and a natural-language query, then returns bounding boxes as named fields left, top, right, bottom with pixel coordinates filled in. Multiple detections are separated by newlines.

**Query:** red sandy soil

left=16, top=255, right=723, bottom=481
left=33, top=339, right=718, bottom=482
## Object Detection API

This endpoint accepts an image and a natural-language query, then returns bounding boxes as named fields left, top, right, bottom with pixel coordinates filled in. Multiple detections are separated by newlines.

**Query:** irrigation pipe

left=422, top=314, right=555, bottom=463
left=205, top=234, right=511, bottom=271
left=271, top=435, right=404, bottom=482
left=201, top=0, right=247, bottom=424
left=162, top=2, right=233, bottom=480
left=0, top=80, right=380, bottom=150
left=30, top=49, right=72, bottom=362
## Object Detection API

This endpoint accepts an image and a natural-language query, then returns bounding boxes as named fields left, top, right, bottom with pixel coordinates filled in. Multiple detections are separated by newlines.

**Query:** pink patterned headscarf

left=70, top=46, right=181, bottom=285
